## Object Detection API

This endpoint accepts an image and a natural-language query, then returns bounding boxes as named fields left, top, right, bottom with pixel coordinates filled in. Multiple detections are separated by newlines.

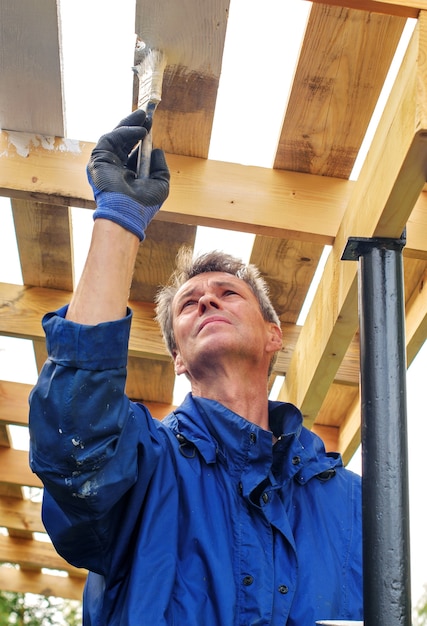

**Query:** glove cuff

left=93, top=192, right=160, bottom=241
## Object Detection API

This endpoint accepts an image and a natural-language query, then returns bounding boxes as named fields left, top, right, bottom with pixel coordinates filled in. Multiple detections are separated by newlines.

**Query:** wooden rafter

left=278, top=12, right=427, bottom=425
left=308, top=0, right=426, bottom=18
left=2, top=133, right=426, bottom=257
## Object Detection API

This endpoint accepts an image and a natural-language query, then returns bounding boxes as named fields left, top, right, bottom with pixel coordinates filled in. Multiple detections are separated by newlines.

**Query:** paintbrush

left=133, top=43, right=167, bottom=179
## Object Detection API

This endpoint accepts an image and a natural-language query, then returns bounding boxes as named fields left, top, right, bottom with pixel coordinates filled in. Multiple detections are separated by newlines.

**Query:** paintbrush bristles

left=135, top=48, right=167, bottom=111
left=134, top=45, right=167, bottom=178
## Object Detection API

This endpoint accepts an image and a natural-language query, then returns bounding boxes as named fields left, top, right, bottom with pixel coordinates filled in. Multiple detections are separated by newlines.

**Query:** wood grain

left=250, top=237, right=324, bottom=323
left=0, top=0, right=64, bottom=135
left=0, top=447, right=42, bottom=488
left=130, top=220, right=196, bottom=302
left=135, top=0, right=230, bottom=157
left=2, top=132, right=426, bottom=255
left=0, top=534, right=86, bottom=577
left=0, top=132, right=352, bottom=244
left=279, top=14, right=427, bottom=426
left=12, top=200, right=74, bottom=291
left=275, top=4, right=406, bottom=177
left=308, top=0, right=425, bottom=18
left=0, top=567, right=85, bottom=601
left=0, top=496, right=44, bottom=534
left=0, top=381, right=33, bottom=426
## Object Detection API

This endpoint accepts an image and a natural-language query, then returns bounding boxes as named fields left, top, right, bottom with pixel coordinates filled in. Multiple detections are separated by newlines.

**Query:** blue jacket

left=29, top=308, right=363, bottom=625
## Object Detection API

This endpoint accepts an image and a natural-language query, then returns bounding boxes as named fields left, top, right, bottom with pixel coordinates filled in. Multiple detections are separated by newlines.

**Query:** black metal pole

left=342, top=235, right=411, bottom=626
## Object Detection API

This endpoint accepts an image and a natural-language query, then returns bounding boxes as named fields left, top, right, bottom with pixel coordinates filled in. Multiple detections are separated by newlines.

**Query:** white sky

left=0, top=0, right=425, bottom=607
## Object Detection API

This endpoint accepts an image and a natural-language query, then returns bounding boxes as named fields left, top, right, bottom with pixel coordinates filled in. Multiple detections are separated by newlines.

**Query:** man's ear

left=173, top=350, right=187, bottom=376
left=267, top=323, right=283, bottom=354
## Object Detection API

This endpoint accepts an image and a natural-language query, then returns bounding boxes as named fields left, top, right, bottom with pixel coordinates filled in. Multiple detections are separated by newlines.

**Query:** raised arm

left=29, top=112, right=170, bottom=572
left=67, top=110, right=170, bottom=324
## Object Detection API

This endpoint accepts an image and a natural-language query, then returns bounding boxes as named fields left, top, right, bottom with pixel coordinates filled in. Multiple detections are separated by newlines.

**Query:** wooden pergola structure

left=0, top=0, right=426, bottom=603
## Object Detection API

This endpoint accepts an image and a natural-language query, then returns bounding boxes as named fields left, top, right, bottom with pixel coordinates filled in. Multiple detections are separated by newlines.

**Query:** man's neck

left=189, top=368, right=271, bottom=431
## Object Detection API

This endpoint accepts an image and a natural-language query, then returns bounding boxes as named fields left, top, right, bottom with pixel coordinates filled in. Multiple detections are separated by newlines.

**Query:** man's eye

left=182, top=300, right=196, bottom=309
left=224, top=290, right=237, bottom=296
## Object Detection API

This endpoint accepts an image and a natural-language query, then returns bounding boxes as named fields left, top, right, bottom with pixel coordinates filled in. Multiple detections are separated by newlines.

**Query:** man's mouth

left=198, top=316, right=231, bottom=332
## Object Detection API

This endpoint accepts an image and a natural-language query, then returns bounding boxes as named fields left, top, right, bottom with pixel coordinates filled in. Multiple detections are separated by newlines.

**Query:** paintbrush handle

left=137, top=129, right=153, bottom=179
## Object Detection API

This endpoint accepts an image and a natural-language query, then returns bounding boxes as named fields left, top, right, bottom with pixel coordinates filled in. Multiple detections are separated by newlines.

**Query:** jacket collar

left=164, top=394, right=342, bottom=484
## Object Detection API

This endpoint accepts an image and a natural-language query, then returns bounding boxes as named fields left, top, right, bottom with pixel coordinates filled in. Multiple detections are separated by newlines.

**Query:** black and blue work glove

left=87, top=110, right=170, bottom=241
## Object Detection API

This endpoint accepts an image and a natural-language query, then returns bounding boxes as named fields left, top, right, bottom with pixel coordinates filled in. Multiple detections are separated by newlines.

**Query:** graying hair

left=155, top=248, right=281, bottom=373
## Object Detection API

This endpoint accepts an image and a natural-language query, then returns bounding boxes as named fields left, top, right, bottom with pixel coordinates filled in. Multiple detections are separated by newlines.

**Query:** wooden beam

left=0, top=0, right=64, bottom=136
left=0, top=131, right=352, bottom=245
left=275, top=4, right=406, bottom=177
left=308, top=0, right=424, bottom=18
left=250, top=237, right=324, bottom=323
left=130, top=220, right=196, bottom=302
left=276, top=325, right=360, bottom=384
left=311, top=256, right=427, bottom=455
left=0, top=534, right=86, bottom=578
left=0, top=284, right=362, bottom=386
left=278, top=13, right=427, bottom=426
left=406, top=190, right=427, bottom=258
left=126, top=357, right=175, bottom=404
left=316, top=381, right=360, bottom=429
left=11, top=200, right=74, bottom=291
left=335, top=260, right=427, bottom=461
left=0, top=426, right=11, bottom=448
left=311, top=424, right=339, bottom=452
left=0, top=447, right=42, bottom=489
left=0, top=566, right=84, bottom=601
left=135, top=0, right=230, bottom=158
left=1, top=130, right=426, bottom=255
left=0, top=283, right=71, bottom=342
left=0, top=495, right=43, bottom=534
left=0, top=283, right=169, bottom=361
left=0, top=381, right=32, bottom=427
left=406, top=263, right=427, bottom=362
left=337, top=395, right=363, bottom=465
left=33, top=341, right=48, bottom=374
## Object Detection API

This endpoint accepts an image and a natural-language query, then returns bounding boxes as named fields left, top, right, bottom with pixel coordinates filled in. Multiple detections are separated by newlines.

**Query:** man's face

left=171, top=272, right=281, bottom=378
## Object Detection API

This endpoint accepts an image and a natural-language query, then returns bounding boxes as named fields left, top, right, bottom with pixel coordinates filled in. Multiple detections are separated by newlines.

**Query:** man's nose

left=198, top=293, right=220, bottom=314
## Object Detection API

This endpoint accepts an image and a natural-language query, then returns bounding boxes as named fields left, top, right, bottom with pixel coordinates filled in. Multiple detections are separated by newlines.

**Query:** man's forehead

left=174, top=271, right=249, bottom=300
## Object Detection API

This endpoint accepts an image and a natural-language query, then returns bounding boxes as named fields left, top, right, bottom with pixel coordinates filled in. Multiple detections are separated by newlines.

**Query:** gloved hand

left=87, top=110, right=170, bottom=241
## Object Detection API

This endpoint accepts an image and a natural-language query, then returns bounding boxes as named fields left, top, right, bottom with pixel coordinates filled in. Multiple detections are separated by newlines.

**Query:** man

left=29, top=110, right=363, bottom=625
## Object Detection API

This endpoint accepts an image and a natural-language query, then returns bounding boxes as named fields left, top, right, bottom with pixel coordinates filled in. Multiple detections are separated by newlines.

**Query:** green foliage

left=0, top=590, right=81, bottom=625
left=414, top=584, right=427, bottom=626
